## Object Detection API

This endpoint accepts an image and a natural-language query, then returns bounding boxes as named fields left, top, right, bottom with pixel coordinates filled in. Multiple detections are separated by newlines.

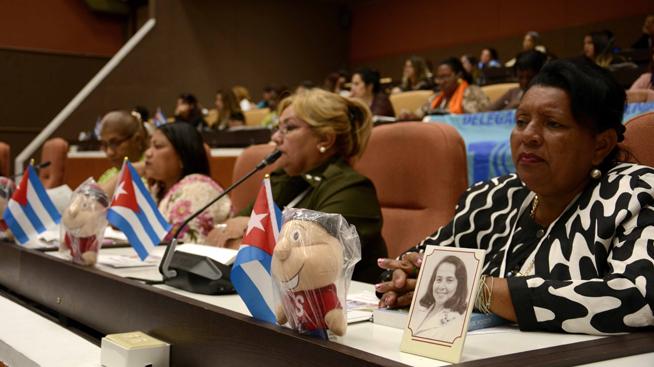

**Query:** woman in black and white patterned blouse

left=376, top=59, right=654, bottom=335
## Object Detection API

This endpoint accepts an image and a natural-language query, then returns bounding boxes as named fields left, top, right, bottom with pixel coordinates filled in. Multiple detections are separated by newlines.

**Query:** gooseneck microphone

left=158, top=149, right=281, bottom=294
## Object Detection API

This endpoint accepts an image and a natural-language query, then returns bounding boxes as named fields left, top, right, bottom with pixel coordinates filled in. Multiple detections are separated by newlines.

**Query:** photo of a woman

left=409, top=255, right=468, bottom=342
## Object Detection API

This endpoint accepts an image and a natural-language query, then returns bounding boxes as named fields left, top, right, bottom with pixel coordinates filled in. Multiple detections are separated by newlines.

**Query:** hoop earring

left=318, top=146, right=327, bottom=154
left=590, top=168, right=602, bottom=179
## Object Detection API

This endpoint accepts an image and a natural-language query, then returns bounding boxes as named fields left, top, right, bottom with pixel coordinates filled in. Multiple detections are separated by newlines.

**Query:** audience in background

left=233, top=85, right=253, bottom=112
left=256, top=85, right=277, bottom=109
left=260, top=85, right=290, bottom=128
left=323, top=70, right=350, bottom=96
left=295, top=80, right=316, bottom=94
left=460, top=54, right=481, bottom=85
left=478, top=48, right=501, bottom=69
left=632, top=15, right=654, bottom=50
left=392, top=56, right=433, bottom=93
left=485, top=50, right=548, bottom=111
left=628, top=46, right=654, bottom=102
left=174, top=93, right=205, bottom=130
left=207, top=89, right=387, bottom=283
left=583, top=30, right=618, bottom=68
left=418, top=57, right=489, bottom=117
left=97, top=110, right=149, bottom=185
left=146, top=122, right=230, bottom=242
left=506, top=31, right=548, bottom=67
left=209, top=89, right=245, bottom=130
left=350, top=67, right=395, bottom=118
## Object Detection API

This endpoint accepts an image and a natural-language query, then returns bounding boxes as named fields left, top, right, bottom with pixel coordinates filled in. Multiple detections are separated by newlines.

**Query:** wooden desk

left=64, top=148, right=242, bottom=189
left=0, top=243, right=653, bottom=366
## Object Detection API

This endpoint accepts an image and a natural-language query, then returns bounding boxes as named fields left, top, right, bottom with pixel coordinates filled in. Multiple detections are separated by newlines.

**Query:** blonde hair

left=278, top=89, right=372, bottom=160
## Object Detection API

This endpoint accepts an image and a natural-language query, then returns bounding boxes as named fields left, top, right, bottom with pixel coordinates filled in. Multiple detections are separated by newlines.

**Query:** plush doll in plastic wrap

left=0, top=177, right=16, bottom=237
left=271, top=208, right=361, bottom=340
left=60, top=179, right=109, bottom=266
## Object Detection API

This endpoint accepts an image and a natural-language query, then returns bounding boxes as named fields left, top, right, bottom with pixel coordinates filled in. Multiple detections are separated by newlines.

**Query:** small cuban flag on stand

left=153, top=107, right=167, bottom=127
left=107, top=159, right=170, bottom=260
left=232, top=177, right=282, bottom=324
left=2, top=163, right=61, bottom=244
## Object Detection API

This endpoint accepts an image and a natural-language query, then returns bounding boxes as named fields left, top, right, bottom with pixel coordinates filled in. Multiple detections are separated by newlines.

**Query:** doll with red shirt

left=271, top=209, right=361, bottom=340
left=60, top=179, right=109, bottom=266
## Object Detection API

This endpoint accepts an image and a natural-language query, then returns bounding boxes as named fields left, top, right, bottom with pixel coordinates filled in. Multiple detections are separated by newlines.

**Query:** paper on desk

left=176, top=243, right=238, bottom=265
left=346, top=291, right=379, bottom=324
left=97, top=253, right=161, bottom=268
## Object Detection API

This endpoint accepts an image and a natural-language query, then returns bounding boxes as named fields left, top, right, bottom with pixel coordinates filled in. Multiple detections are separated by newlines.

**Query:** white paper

left=176, top=244, right=238, bottom=265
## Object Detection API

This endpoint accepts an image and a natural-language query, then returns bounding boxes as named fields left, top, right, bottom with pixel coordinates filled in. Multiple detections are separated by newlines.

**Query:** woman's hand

left=375, top=252, right=423, bottom=308
left=205, top=216, right=249, bottom=249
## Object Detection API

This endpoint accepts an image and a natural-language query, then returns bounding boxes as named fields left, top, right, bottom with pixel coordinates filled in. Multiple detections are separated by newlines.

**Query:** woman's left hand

left=375, top=252, right=422, bottom=308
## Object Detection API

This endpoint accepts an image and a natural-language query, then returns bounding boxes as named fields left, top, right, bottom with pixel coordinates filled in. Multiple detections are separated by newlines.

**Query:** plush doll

left=60, top=179, right=109, bottom=266
left=271, top=209, right=361, bottom=339
left=0, top=177, right=16, bottom=236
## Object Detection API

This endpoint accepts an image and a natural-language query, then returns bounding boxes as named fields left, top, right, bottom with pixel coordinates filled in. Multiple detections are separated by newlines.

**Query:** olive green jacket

left=240, top=158, right=387, bottom=283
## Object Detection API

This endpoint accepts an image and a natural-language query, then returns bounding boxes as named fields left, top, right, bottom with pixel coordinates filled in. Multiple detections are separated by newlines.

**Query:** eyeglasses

left=273, top=124, right=304, bottom=137
left=100, top=134, right=133, bottom=151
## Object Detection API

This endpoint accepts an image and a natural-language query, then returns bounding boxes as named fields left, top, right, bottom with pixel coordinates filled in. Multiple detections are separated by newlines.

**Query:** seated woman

left=97, top=110, right=148, bottom=185
left=208, top=89, right=388, bottom=283
left=208, top=89, right=245, bottom=130
left=349, top=67, right=395, bottom=118
left=414, top=57, right=489, bottom=117
left=392, top=56, right=433, bottom=94
left=485, top=50, right=547, bottom=111
left=377, top=60, right=654, bottom=335
left=478, top=48, right=501, bottom=69
left=628, top=46, right=654, bottom=102
left=174, top=93, right=205, bottom=130
left=409, top=256, right=467, bottom=342
left=146, top=122, right=231, bottom=242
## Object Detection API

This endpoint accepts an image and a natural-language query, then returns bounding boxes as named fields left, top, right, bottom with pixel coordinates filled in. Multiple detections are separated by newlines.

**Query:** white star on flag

left=114, top=181, right=127, bottom=199
left=246, top=211, right=268, bottom=236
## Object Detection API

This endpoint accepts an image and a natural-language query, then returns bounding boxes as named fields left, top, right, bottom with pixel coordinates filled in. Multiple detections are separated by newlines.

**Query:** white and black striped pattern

left=411, top=162, right=654, bottom=335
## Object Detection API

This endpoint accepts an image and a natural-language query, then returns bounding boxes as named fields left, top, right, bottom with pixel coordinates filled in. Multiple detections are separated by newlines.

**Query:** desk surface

left=0, top=243, right=653, bottom=366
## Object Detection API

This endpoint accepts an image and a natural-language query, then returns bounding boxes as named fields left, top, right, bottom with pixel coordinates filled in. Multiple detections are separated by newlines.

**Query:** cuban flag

left=232, top=178, right=281, bottom=324
left=153, top=107, right=167, bottom=127
left=107, top=160, right=170, bottom=260
left=2, top=164, right=61, bottom=244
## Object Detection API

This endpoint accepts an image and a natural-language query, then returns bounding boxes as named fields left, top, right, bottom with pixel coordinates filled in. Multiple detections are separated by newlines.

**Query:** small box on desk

left=101, top=331, right=169, bottom=367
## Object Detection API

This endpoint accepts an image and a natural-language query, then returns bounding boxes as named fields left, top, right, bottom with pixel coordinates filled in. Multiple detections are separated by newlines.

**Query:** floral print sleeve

left=158, top=174, right=231, bottom=243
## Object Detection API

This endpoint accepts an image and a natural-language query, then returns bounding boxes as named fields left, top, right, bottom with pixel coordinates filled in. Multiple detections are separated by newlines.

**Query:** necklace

left=530, top=194, right=539, bottom=220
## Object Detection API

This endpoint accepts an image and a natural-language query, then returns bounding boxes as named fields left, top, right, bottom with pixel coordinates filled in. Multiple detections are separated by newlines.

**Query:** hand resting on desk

left=205, top=216, right=248, bottom=249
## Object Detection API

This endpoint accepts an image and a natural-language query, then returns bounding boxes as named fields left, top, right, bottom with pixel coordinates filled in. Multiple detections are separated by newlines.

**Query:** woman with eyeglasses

left=97, top=110, right=149, bottom=185
left=207, top=89, right=387, bottom=283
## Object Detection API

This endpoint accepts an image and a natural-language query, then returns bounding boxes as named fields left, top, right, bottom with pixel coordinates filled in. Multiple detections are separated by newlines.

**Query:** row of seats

left=389, top=83, right=519, bottom=117
left=0, top=138, right=68, bottom=188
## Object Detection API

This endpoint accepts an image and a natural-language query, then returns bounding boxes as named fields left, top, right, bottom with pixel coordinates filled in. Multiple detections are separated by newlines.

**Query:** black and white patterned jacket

left=414, top=163, right=654, bottom=335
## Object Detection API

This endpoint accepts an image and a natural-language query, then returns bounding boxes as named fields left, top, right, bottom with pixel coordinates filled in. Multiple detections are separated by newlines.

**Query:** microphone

left=11, top=161, right=51, bottom=179
left=158, top=149, right=281, bottom=294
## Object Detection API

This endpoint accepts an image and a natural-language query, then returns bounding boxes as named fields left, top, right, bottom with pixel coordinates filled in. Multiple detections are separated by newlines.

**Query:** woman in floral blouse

left=145, top=122, right=230, bottom=242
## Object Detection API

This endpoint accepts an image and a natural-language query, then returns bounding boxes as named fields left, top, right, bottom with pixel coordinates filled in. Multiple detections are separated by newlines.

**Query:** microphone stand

left=159, top=150, right=281, bottom=281
left=11, top=161, right=51, bottom=179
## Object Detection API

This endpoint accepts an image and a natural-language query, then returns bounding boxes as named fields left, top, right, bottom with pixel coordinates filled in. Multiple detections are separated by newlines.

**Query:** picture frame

left=400, top=245, right=486, bottom=363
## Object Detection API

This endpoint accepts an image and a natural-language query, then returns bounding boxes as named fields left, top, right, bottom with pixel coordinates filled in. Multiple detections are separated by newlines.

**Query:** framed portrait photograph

left=400, top=245, right=486, bottom=363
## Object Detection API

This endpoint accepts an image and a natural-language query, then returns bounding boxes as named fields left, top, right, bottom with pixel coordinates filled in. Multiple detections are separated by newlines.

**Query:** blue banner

left=425, top=103, right=654, bottom=183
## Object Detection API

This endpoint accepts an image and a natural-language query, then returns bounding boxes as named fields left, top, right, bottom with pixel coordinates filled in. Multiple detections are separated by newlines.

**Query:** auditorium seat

left=481, top=82, right=519, bottom=105
left=389, top=90, right=433, bottom=117
left=353, top=122, right=469, bottom=258
left=39, top=138, right=69, bottom=188
left=0, top=142, right=10, bottom=177
left=244, top=108, right=271, bottom=126
left=229, top=143, right=278, bottom=213
left=620, top=111, right=654, bottom=167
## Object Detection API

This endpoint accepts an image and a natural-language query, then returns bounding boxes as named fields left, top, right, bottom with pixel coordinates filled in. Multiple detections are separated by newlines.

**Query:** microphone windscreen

left=264, top=150, right=282, bottom=165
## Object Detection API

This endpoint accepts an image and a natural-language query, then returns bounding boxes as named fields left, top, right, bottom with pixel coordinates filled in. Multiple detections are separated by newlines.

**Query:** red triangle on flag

left=110, top=164, right=140, bottom=212
left=12, top=167, right=29, bottom=206
left=242, top=184, right=276, bottom=255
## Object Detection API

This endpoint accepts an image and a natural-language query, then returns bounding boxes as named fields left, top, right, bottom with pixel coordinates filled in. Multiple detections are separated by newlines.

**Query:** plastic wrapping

left=59, top=178, right=109, bottom=266
left=271, top=208, right=361, bottom=339
left=0, top=177, right=16, bottom=235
